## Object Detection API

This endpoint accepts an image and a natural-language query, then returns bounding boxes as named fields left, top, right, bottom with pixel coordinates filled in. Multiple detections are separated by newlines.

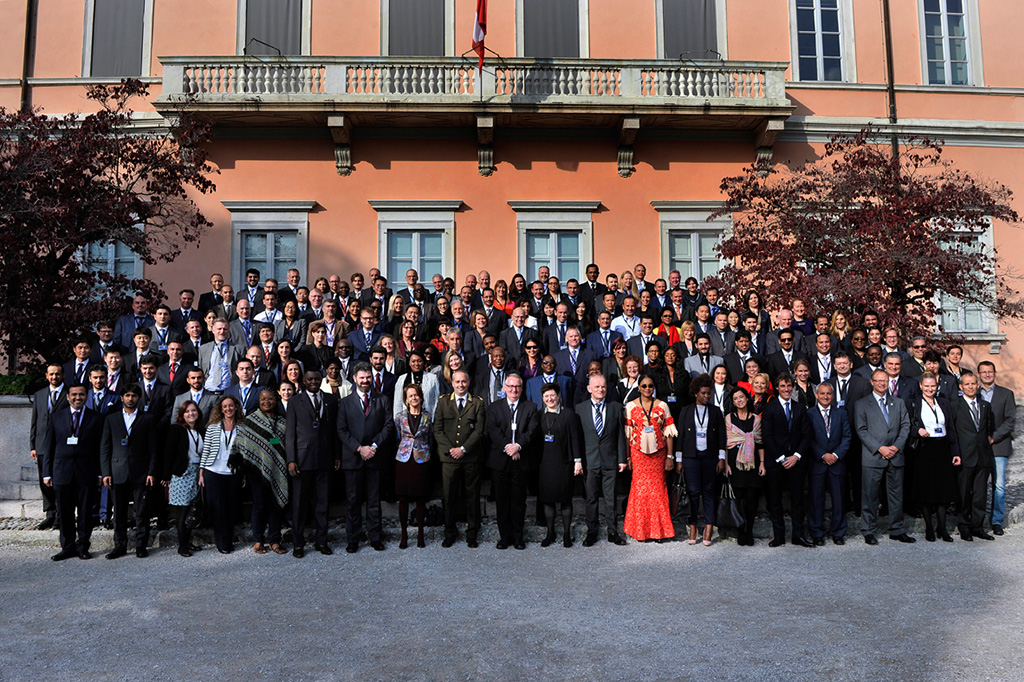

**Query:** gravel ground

left=2, top=529, right=1024, bottom=681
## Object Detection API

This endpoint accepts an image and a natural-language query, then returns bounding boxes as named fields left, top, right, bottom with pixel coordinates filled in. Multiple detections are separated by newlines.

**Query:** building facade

left=3, top=0, right=1024, bottom=388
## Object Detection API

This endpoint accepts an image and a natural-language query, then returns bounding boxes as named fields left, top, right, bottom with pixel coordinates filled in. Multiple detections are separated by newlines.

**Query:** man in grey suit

left=682, top=334, right=723, bottom=378
left=574, top=374, right=628, bottom=546
left=171, top=368, right=218, bottom=426
left=854, top=369, right=913, bottom=544
left=29, top=363, right=67, bottom=530
left=978, top=361, right=1016, bottom=535
left=199, top=320, right=243, bottom=393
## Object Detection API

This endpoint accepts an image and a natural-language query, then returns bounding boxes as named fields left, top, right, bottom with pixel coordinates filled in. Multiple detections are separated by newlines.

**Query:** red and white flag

left=472, top=0, right=487, bottom=72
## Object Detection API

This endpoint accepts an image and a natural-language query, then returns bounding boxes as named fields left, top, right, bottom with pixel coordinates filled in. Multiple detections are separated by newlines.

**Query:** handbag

left=715, top=478, right=745, bottom=530
left=669, top=473, right=690, bottom=527
left=185, top=487, right=205, bottom=530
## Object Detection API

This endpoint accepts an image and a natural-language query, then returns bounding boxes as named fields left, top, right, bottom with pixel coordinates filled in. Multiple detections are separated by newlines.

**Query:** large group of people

left=28, top=262, right=1016, bottom=561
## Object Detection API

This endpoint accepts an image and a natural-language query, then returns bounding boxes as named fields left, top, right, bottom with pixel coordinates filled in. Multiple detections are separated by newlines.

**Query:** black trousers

left=491, top=464, right=528, bottom=543
left=765, top=461, right=808, bottom=541
left=292, top=470, right=329, bottom=547
left=111, top=481, right=150, bottom=550
left=36, top=456, right=57, bottom=517
left=54, top=477, right=95, bottom=552
left=736, top=485, right=761, bottom=537
left=585, top=467, right=618, bottom=535
left=203, top=470, right=240, bottom=551
left=682, top=457, right=718, bottom=526
left=250, top=476, right=284, bottom=545
left=957, top=465, right=991, bottom=533
left=170, top=504, right=192, bottom=550
left=441, top=461, right=481, bottom=542
left=345, top=467, right=382, bottom=543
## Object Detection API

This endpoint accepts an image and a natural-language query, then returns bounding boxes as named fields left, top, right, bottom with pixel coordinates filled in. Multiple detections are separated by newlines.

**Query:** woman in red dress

left=623, top=376, right=677, bottom=542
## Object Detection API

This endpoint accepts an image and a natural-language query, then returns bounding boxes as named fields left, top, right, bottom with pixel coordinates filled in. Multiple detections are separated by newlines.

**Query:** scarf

left=726, top=413, right=761, bottom=471
left=229, top=410, right=289, bottom=508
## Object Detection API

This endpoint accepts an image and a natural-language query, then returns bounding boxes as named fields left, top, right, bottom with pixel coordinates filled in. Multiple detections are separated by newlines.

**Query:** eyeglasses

left=526, top=346, right=539, bottom=351
left=541, top=360, right=556, bottom=366
left=913, top=344, right=927, bottom=349
left=639, top=383, right=655, bottom=389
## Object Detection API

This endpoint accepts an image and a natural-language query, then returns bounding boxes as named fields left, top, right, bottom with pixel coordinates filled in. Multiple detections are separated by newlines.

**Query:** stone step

left=0, top=481, right=41, bottom=501
left=0, top=500, right=42, bottom=519
left=21, top=465, right=38, bottom=482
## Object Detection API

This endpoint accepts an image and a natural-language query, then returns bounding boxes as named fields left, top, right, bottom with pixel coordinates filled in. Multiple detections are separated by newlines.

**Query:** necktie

left=457, top=397, right=465, bottom=411
left=784, top=401, right=791, bottom=424
left=375, top=372, right=382, bottom=393
left=108, top=373, right=116, bottom=389
left=71, top=410, right=80, bottom=435
left=49, top=390, right=58, bottom=412
left=170, top=363, right=178, bottom=383
left=362, top=392, right=370, bottom=415
left=313, top=392, right=321, bottom=419
left=77, top=362, right=85, bottom=382
left=242, top=320, right=251, bottom=340
left=570, top=350, right=578, bottom=374
left=602, top=331, right=609, bottom=355
left=701, top=355, right=708, bottom=372
left=145, top=383, right=152, bottom=401
left=890, top=378, right=898, bottom=396
left=559, top=324, right=566, bottom=347
left=365, top=331, right=372, bottom=348
left=879, top=397, right=889, bottom=425
left=135, top=316, right=143, bottom=327
left=839, top=379, right=848, bottom=402
left=158, top=328, right=167, bottom=345
left=241, top=385, right=249, bottom=406
left=824, top=408, right=831, bottom=437
left=594, top=402, right=604, bottom=436
left=264, top=346, right=272, bottom=365
left=970, top=400, right=980, bottom=429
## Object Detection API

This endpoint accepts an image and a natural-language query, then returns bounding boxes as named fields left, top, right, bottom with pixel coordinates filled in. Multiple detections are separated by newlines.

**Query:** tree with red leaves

left=0, top=79, right=215, bottom=370
left=708, top=129, right=1023, bottom=339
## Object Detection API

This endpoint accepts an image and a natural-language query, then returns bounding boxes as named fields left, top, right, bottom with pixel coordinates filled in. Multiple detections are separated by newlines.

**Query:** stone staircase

left=0, top=464, right=43, bottom=520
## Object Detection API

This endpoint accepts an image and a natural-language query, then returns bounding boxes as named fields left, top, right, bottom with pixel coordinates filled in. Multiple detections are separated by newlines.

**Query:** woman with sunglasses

left=623, top=375, right=677, bottom=542
left=519, top=340, right=543, bottom=379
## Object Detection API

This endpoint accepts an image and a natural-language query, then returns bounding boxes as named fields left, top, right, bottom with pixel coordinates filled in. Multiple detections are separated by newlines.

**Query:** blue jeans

left=992, top=456, right=1008, bottom=526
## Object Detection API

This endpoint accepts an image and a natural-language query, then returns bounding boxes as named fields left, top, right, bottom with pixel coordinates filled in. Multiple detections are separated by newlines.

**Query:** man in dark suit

left=169, top=289, right=201, bottom=335
left=123, top=327, right=157, bottom=383
left=807, top=383, right=851, bottom=545
left=765, top=329, right=806, bottom=383
left=486, top=372, right=539, bottom=550
left=42, top=385, right=102, bottom=560
left=89, top=321, right=124, bottom=366
left=395, top=269, right=418, bottom=306
left=764, top=309, right=805, bottom=356
left=434, top=370, right=488, bottom=547
left=157, top=341, right=193, bottom=396
left=100, top=384, right=158, bottom=558
left=708, top=312, right=735, bottom=358
left=882, top=352, right=915, bottom=401
left=286, top=369, right=340, bottom=557
left=278, top=268, right=302, bottom=305
left=85, top=365, right=121, bottom=527
left=828, top=353, right=871, bottom=517
left=978, top=361, right=1015, bottom=534
left=553, top=327, right=596, bottom=392
left=541, top=303, right=574, bottom=354
left=627, top=315, right=666, bottom=367
left=473, top=346, right=511, bottom=406
left=223, top=358, right=261, bottom=416
left=359, top=276, right=390, bottom=312
left=854, top=368, right=913, bottom=544
left=578, top=263, right=608, bottom=305
left=807, top=333, right=837, bottom=385
left=525, top=356, right=572, bottom=405
left=148, top=305, right=183, bottom=354
left=103, top=349, right=129, bottom=396
left=761, top=373, right=815, bottom=547
left=575, top=374, right=627, bottom=546
left=499, top=307, right=539, bottom=366
left=137, top=355, right=174, bottom=423
left=197, top=273, right=224, bottom=314
left=211, top=285, right=238, bottom=323
left=368, top=347, right=398, bottom=403
left=480, top=288, right=509, bottom=336
left=585, top=311, right=623, bottom=359
left=63, top=337, right=93, bottom=387
left=854, top=344, right=885, bottom=379
left=337, top=362, right=395, bottom=553
left=113, top=294, right=154, bottom=350
left=171, top=368, right=218, bottom=426
left=30, top=363, right=67, bottom=530
left=723, top=332, right=764, bottom=386
left=349, top=309, right=382, bottom=362
left=949, top=372, right=995, bottom=541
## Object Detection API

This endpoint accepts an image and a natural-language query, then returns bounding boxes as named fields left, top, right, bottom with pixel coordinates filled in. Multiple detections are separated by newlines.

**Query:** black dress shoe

left=442, top=538, right=456, bottom=548
left=177, top=548, right=193, bottom=557
left=793, top=537, right=815, bottom=548
left=315, top=543, right=334, bottom=555
left=37, top=516, right=56, bottom=531
left=832, top=536, right=845, bottom=545
left=106, top=546, right=127, bottom=560
left=541, top=532, right=556, bottom=547
left=496, top=540, right=509, bottom=550
left=77, top=549, right=91, bottom=560
left=51, top=548, right=76, bottom=562
left=940, top=532, right=954, bottom=543
left=293, top=547, right=305, bottom=558
left=768, top=538, right=785, bottom=548
left=102, top=519, right=114, bottom=530
left=960, top=531, right=974, bottom=542
left=607, top=534, right=627, bottom=546
left=864, top=534, right=878, bottom=545
left=973, top=531, right=995, bottom=541
left=890, top=534, right=916, bottom=543
left=992, top=524, right=1004, bottom=536
left=370, top=541, right=385, bottom=551
left=563, top=535, right=573, bottom=548
left=812, top=537, right=826, bottom=547
left=467, top=539, right=479, bottom=548
left=345, top=544, right=358, bottom=554
left=136, top=547, right=149, bottom=558
left=582, top=534, right=598, bottom=547
left=514, top=541, right=526, bottom=550
left=218, top=548, right=231, bottom=554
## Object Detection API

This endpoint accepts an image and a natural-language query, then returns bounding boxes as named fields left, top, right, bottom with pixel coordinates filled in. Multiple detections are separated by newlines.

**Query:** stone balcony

left=155, top=56, right=794, bottom=176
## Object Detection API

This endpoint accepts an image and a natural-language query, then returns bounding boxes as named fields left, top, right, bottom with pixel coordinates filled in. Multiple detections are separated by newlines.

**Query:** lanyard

left=924, top=399, right=940, bottom=422
left=221, top=427, right=235, bottom=454
left=641, top=398, right=655, bottom=425
left=695, top=405, right=708, bottom=429
left=187, top=428, right=202, bottom=454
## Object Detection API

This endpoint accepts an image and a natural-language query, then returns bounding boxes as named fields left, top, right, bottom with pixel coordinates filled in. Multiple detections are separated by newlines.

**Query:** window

left=938, top=221, right=993, bottom=334
left=385, top=0, right=447, bottom=56
left=84, top=241, right=143, bottom=280
left=526, top=232, right=582, bottom=281
left=520, top=0, right=585, bottom=58
left=654, top=201, right=729, bottom=282
left=83, top=0, right=153, bottom=77
left=794, top=0, right=843, bottom=81
left=510, top=201, right=598, bottom=281
left=224, top=201, right=314, bottom=288
left=370, top=200, right=459, bottom=284
left=922, top=0, right=970, bottom=85
left=660, top=0, right=721, bottom=60
left=239, top=0, right=308, bottom=56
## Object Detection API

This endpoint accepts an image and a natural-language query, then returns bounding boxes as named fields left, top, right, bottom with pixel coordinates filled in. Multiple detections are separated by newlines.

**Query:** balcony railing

left=158, top=56, right=791, bottom=109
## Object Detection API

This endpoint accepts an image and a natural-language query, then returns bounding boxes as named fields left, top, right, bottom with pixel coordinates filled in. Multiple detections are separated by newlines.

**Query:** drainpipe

left=881, top=0, right=899, bottom=163
left=19, top=0, right=37, bottom=113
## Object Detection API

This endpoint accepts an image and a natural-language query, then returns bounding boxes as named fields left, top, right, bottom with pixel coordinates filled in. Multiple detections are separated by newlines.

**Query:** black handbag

left=715, top=478, right=745, bottom=530
left=185, top=488, right=205, bottom=530
left=670, top=473, right=690, bottom=526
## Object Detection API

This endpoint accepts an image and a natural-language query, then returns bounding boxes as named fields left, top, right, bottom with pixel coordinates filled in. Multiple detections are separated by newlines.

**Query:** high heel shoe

left=688, top=525, right=698, bottom=545
left=416, top=530, right=425, bottom=548
left=541, top=530, right=556, bottom=547
left=702, top=526, right=713, bottom=547
left=399, top=529, right=409, bottom=550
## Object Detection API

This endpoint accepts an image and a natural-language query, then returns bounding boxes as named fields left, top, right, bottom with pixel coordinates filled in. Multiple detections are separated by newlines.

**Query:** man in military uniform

left=433, top=369, right=487, bottom=547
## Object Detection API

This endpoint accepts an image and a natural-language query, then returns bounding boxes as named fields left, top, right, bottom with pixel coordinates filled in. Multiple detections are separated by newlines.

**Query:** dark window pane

left=924, top=13, right=943, bottom=37
left=796, top=8, right=816, bottom=33
left=923, top=0, right=940, bottom=11
left=798, top=32, right=817, bottom=58
left=523, top=0, right=579, bottom=58
left=823, top=58, right=842, bottom=81
left=925, top=37, right=943, bottom=61
left=91, top=0, right=144, bottom=77
left=799, top=57, right=818, bottom=81
left=246, top=0, right=302, bottom=56
left=821, top=0, right=838, bottom=8
left=820, top=9, right=839, bottom=33
left=822, top=33, right=841, bottom=58
left=928, top=61, right=945, bottom=84
left=947, top=0, right=963, bottom=14
left=663, top=0, right=718, bottom=59
left=390, top=0, right=445, bottom=56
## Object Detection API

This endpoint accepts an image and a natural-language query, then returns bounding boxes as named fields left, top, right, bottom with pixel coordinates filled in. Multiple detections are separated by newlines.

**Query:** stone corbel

left=618, top=117, right=640, bottom=178
left=328, top=114, right=354, bottom=176
left=477, top=115, right=496, bottom=176
left=754, top=118, right=785, bottom=176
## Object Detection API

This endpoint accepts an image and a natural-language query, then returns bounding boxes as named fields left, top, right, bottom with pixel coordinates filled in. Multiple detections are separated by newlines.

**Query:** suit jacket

left=286, top=390, right=339, bottom=471
left=541, top=323, right=572, bottom=355
left=764, top=328, right=805, bottom=357
left=553, top=346, right=597, bottom=387
left=211, top=302, right=239, bottom=323
left=853, top=393, right=910, bottom=467
left=171, top=389, right=218, bottom=426
left=100, top=411, right=158, bottom=485
left=139, top=381, right=174, bottom=424
left=147, top=325, right=183, bottom=354
left=86, top=388, right=121, bottom=416
left=948, top=396, right=994, bottom=469
left=806, top=353, right=837, bottom=385
left=827, top=374, right=872, bottom=414
left=30, top=385, right=68, bottom=453
left=578, top=280, right=608, bottom=304
left=348, top=328, right=382, bottom=363
left=761, top=397, right=814, bottom=464
left=434, top=392, right=488, bottom=463
left=499, top=326, right=539, bottom=366
left=723, top=352, right=766, bottom=386
left=584, top=328, right=624, bottom=359
left=800, top=334, right=839, bottom=357
left=43, top=407, right=103, bottom=486
left=277, top=285, right=299, bottom=305
left=162, top=423, right=203, bottom=480
left=62, top=359, right=92, bottom=387
left=169, top=308, right=202, bottom=335
left=708, top=328, right=735, bottom=358
left=473, top=365, right=513, bottom=406
left=197, top=290, right=223, bottom=314
left=986, top=384, right=1016, bottom=458
left=574, top=399, right=627, bottom=469
left=907, top=394, right=960, bottom=457
left=274, top=318, right=308, bottom=351
left=525, top=374, right=573, bottom=406
left=89, top=342, right=125, bottom=366
left=180, top=337, right=205, bottom=365
left=198, top=341, right=244, bottom=389
left=807, top=404, right=851, bottom=474
left=337, top=390, right=395, bottom=470
left=626, top=334, right=667, bottom=361
left=391, top=372, right=440, bottom=418
left=114, top=313, right=154, bottom=350
left=229, top=319, right=258, bottom=351
left=481, top=307, right=509, bottom=337
left=678, top=403, right=727, bottom=459
left=157, top=360, right=195, bottom=396
left=766, top=350, right=806, bottom=383
left=486, top=399, right=540, bottom=471
left=224, top=382, right=261, bottom=416
left=682, top=353, right=723, bottom=379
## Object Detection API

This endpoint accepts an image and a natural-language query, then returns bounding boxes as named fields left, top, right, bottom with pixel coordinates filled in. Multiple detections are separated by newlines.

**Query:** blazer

left=678, top=403, right=726, bottom=459
left=114, top=313, right=154, bottom=350
left=764, top=328, right=805, bottom=357
left=211, top=302, right=239, bottom=323
left=89, top=341, right=125, bottom=366
left=224, top=382, right=262, bottom=417
left=828, top=374, right=872, bottom=414
left=274, top=317, right=308, bottom=351
left=682, top=353, right=723, bottom=379
left=285, top=390, right=339, bottom=471
left=985, top=384, right=1016, bottom=458
left=348, top=328, right=382, bottom=363
left=626, top=334, right=667, bottom=361
left=171, top=389, right=218, bottom=427
left=100, top=411, right=158, bottom=485
left=169, top=308, right=202, bottom=335
left=433, top=392, right=488, bottom=463
left=229, top=318, right=258, bottom=351
left=486, top=398, right=540, bottom=471
left=539, top=408, right=584, bottom=466
left=499, top=326, right=540, bottom=366
left=62, top=359, right=92, bottom=387
left=761, top=397, right=814, bottom=464
left=723, top=352, right=766, bottom=386
left=162, top=423, right=204, bottom=480
left=198, top=340, right=244, bottom=385
left=30, top=384, right=68, bottom=453
left=147, top=325, right=183, bottom=354
left=807, top=353, right=838, bottom=385
left=766, top=350, right=806, bottom=384
left=584, top=328, right=624, bottom=359
left=336, top=390, right=395, bottom=470
left=197, top=290, right=223, bottom=314
left=553, top=346, right=597, bottom=386
left=157, top=360, right=196, bottom=396
left=948, top=396, right=994, bottom=469
left=86, top=388, right=121, bottom=416
left=907, top=395, right=960, bottom=456
left=525, top=374, right=573, bottom=406
left=708, top=328, right=735, bottom=358
left=392, top=371, right=440, bottom=418
left=853, top=393, right=910, bottom=467
left=180, top=337, right=204, bottom=366
left=139, top=380, right=174, bottom=424
left=574, top=399, right=627, bottom=470
left=395, top=410, right=432, bottom=463
left=806, top=404, right=852, bottom=473
left=43, top=407, right=103, bottom=486
left=481, top=307, right=509, bottom=337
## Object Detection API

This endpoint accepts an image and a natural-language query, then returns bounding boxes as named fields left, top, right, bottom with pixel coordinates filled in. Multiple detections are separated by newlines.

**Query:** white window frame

left=515, top=0, right=590, bottom=58
left=81, top=240, right=145, bottom=281
left=223, top=200, right=314, bottom=288
left=654, top=0, right=729, bottom=60
left=369, top=200, right=460, bottom=285
left=653, top=201, right=729, bottom=281
left=509, top=201, right=598, bottom=281
left=936, top=218, right=997, bottom=336
left=788, top=0, right=856, bottom=83
left=81, top=0, right=155, bottom=78
left=236, top=0, right=312, bottom=56
left=918, top=0, right=983, bottom=87
left=380, top=0, right=456, bottom=56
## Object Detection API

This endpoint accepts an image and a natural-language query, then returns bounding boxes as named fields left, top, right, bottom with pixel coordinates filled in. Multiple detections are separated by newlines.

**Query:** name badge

left=312, top=422, right=319, bottom=429
left=667, top=396, right=677, bottom=403
left=67, top=436, right=78, bottom=445
left=544, top=434, right=554, bottom=443
left=934, top=426, right=944, bottom=436
left=697, top=430, right=707, bottom=439
left=270, top=437, right=281, bottom=445
left=120, top=438, right=129, bottom=446
left=511, top=421, right=517, bottom=431
left=643, top=426, right=654, bottom=434
left=144, top=405, right=151, bottom=412
left=497, top=391, right=506, bottom=399
left=158, top=344, right=168, bottom=351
